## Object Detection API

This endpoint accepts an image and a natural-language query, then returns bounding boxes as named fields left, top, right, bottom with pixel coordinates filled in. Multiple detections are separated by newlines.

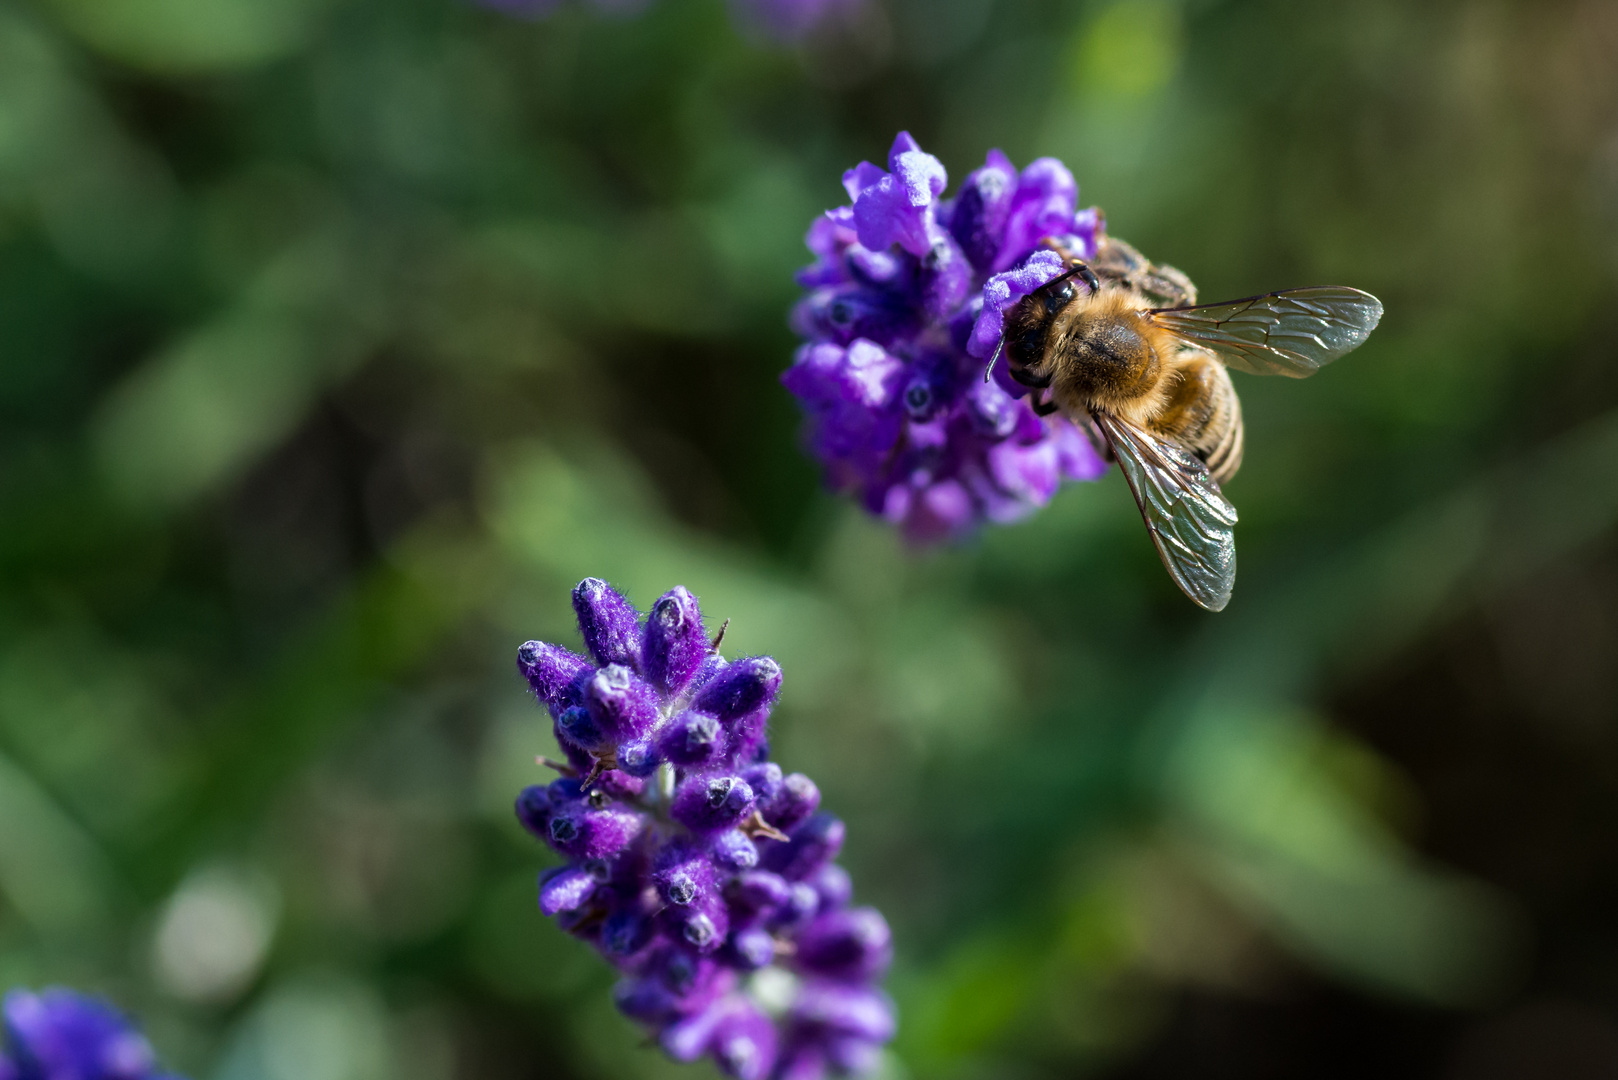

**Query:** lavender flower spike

left=0, top=988, right=184, bottom=1080
left=786, top=133, right=1111, bottom=542
left=517, top=578, right=895, bottom=1079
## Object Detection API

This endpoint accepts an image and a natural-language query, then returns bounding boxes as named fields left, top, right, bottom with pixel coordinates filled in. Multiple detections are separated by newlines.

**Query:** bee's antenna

left=983, top=335, right=1005, bottom=383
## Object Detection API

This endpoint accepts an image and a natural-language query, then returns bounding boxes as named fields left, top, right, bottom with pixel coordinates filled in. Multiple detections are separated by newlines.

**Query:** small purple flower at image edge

left=0, top=987, right=184, bottom=1080
left=516, top=578, right=895, bottom=1080
left=470, top=0, right=862, bottom=41
left=785, top=131, right=1112, bottom=543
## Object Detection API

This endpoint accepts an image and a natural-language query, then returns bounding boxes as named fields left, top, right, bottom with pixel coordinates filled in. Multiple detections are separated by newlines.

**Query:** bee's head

left=1001, top=282, right=1068, bottom=369
left=999, top=263, right=1099, bottom=374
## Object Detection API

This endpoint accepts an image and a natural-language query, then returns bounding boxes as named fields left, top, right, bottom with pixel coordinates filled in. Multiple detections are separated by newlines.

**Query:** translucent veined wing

left=1148, top=287, right=1383, bottom=378
left=1093, top=412, right=1238, bottom=612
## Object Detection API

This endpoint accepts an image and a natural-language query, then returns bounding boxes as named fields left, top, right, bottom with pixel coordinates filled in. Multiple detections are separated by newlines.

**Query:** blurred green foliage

left=1, top=0, right=1617, bottom=1077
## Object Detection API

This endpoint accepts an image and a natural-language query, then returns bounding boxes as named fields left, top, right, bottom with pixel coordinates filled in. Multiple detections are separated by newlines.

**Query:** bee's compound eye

left=1009, top=327, right=1045, bottom=367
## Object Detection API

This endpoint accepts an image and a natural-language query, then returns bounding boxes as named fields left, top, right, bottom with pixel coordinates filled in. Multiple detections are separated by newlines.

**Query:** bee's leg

left=1082, top=413, right=1115, bottom=462
left=1007, top=365, right=1051, bottom=389
left=1029, top=394, right=1061, bottom=418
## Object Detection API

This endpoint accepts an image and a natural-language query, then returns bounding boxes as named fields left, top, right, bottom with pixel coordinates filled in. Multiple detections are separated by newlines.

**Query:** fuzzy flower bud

left=672, top=775, right=756, bottom=835
left=762, top=773, right=820, bottom=832
left=583, top=664, right=660, bottom=743
left=658, top=710, right=728, bottom=769
left=573, top=578, right=642, bottom=668
left=761, top=813, right=844, bottom=882
left=514, top=578, right=894, bottom=1079
left=711, top=830, right=760, bottom=872
left=792, top=908, right=893, bottom=983
left=693, top=658, right=783, bottom=724
left=642, top=586, right=709, bottom=696
left=539, top=865, right=598, bottom=916
left=517, top=640, right=591, bottom=714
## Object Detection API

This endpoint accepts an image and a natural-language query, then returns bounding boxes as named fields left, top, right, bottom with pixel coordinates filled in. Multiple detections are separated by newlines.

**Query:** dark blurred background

left=2, top=0, right=1618, bottom=1076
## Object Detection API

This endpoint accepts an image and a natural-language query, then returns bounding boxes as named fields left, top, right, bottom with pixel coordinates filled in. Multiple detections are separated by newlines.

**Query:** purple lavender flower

left=518, top=578, right=895, bottom=1079
left=0, top=988, right=183, bottom=1080
left=785, top=132, right=1111, bottom=542
left=730, top=0, right=863, bottom=39
left=473, top=0, right=858, bottom=40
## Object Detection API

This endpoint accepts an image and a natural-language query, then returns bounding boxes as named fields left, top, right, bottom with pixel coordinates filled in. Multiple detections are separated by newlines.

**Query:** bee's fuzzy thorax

left=1042, top=287, right=1182, bottom=424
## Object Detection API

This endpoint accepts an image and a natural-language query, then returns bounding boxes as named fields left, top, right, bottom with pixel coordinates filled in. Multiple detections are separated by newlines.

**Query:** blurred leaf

left=45, top=0, right=332, bottom=73
left=0, top=750, right=117, bottom=933
left=1164, top=708, right=1519, bottom=1003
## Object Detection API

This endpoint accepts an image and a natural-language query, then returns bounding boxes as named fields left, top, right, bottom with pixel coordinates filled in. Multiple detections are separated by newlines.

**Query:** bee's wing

left=1147, top=286, right=1383, bottom=378
left=1093, top=411, right=1238, bottom=612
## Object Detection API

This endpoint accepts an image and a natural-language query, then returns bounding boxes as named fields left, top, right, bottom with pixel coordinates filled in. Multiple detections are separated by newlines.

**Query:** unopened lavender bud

left=539, top=866, right=597, bottom=916
left=825, top=1036, right=882, bottom=1075
left=682, top=911, right=721, bottom=950
left=614, top=978, right=683, bottom=1026
left=711, top=1002, right=778, bottom=1080
left=545, top=805, right=643, bottom=860
left=671, top=775, right=755, bottom=834
left=789, top=982, right=897, bottom=1044
left=642, top=586, right=708, bottom=695
left=514, top=785, right=552, bottom=838
left=617, top=739, right=659, bottom=777
left=792, top=907, right=893, bottom=982
left=760, top=813, right=844, bottom=881
left=555, top=705, right=607, bottom=753
left=573, top=577, right=642, bottom=668
left=710, top=829, right=759, bottom=871
left=727, top=870, right=792, bottom=919
left=725, top=925, right=777, bottom=971
left=692, top=657, right=782, bottom=723
left=772, top=1047, right=826, bottom=1080
left=601, top=910, right=656, bottom=958
left=650, top=947, right=715, bottom=999
left=762, top=772, right=819, bottom=831
left=740, top=762, right=784, bottom=804
left=660, top=999, right=726, bottom=1064
left=667, top=873, right=698, bottom=905
left=657, top=710, right=726, bottom=768
left=598, top=769, right=645, bottom=800
left=667, top=894, right=729, bottom=954
left=583, top=664, right=659, bottom=743
left=517, top=640, right=592, bottom=714
left=808, top=863, right=853, bottom=911
left=654, top=846, right=720, bottom=907
left=768, top=881, right=820, bottom=931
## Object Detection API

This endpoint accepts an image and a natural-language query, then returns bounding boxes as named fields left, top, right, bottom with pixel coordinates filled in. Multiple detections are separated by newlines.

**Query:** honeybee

left=990, top=235, right=1382, bottom=611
